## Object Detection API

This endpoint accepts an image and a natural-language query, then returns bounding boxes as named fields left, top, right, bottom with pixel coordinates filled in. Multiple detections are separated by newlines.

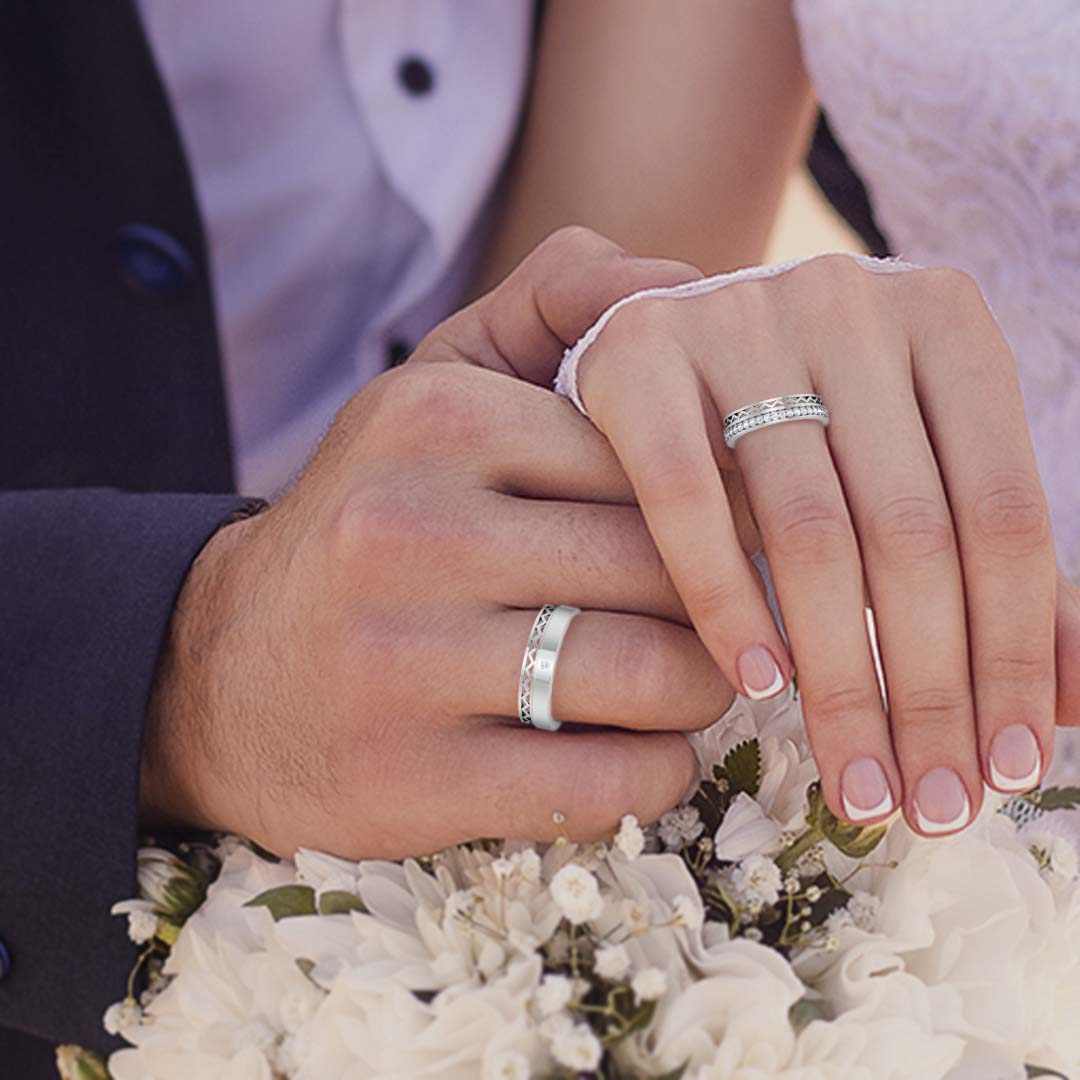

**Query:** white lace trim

left=554, top=252, right=920, bottom=419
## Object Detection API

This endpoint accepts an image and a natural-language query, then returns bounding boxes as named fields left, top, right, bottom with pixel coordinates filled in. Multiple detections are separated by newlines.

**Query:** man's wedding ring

left=519, top=604, right=581, bottom=731
left=723, top=393, right=829, bottom=449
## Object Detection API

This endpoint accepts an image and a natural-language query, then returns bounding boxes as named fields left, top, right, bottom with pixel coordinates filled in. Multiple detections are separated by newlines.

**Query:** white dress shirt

left=137, top=0, right=533, bottom=495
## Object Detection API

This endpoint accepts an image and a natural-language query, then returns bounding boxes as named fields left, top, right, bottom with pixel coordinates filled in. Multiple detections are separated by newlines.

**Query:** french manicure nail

left=736, top=644, right=785, bottom=700
left=913, top=767, right=971, bottom=834
left=989, top=724, right=1042, bottom=791
left=840, top=757, right=894, bottom=821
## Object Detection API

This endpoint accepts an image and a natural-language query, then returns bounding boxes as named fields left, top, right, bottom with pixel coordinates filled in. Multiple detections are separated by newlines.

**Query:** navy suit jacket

left=0, top=2, right=887, bottom=1073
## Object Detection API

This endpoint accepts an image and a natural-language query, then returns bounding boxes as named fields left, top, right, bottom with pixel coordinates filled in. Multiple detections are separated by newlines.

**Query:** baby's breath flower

left=510, top=848, right=542, bottom=883
left=671, top=893, right=704, bottom=931
left=731, top=854, right=782, bottom=909
left=784, top=875, right=801, bottom=895
left=491, top=856, right=514, bottom=880
left=126, top=909, right=159, bottom=945
left=632, top=967, right=668, bottom=1002
left=103, top=997, right=142, bottom=1038
left=824, top=907, right=854, bottom=934
left=534, top=973, right=574, bottom=1016
left=550, top=864, right=604, bottom=925
left=848, top=890, right=882, bottom=932
left=795, top=844, right=826, bottom=877
left=490, top=1049, right=531, bottom=1080
left=805, top=885, right=822, bottom=903
left=444, top=888, right=477, bottom=922
left=800, top=920, right=812, bottom=933
left=743, top=926, right=763, bottom=942
left=594, top=943, right=631, bottom=980
left=614, top=814, right=646, bottom=860
left=551, top=1022, right=603, bottom=1072
left=658, top=805, right=705, bottom=850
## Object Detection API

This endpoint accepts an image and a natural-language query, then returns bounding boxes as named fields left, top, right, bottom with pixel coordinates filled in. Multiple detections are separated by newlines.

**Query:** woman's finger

left=580, top=315, right=795, bottom=705
left=466, top=608, right=734, bottom=733
left=1056, top=569, right=1080, bottom=727
left=810, top=312, right=981, bottom=834
left=905, top=270, right=1057, bottom=794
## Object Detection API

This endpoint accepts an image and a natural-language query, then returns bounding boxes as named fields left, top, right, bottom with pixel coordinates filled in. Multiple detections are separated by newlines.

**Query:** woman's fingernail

left=989, top=724, right=1042, bottom=792
left=913, top=767, right=971, bottom=834
left=840, top=757, right=894, bottom=821
left=736, top=644, right=786, bottom=700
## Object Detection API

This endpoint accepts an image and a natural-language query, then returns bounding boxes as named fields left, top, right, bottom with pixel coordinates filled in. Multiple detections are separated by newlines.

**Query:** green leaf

left=722, top=739, right=762, bottom=797
left=317, top=890, right=367, bottom=916
left=690, top=778, right=730, bottom=837
left=807, top=781, right=888, bottom=859
left=243, top=884, right=317, bottom=921
left=1034, top=786, right=1080, bottom=813
left=295, top=957, right=316, bottom=978
left=789, top=993, right=830, bottom=1033
left=55, top=1046, right=111, bottom=1080
left=1025, top=1066, right=1069, bottom=1079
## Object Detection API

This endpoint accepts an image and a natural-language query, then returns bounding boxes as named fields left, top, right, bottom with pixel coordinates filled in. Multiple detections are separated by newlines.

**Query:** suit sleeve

left=0, top=489, right=254, bottom=1053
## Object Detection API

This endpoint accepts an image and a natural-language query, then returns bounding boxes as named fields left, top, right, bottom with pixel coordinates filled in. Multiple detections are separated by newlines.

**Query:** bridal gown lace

left=791, top=0, right=1080, bottom=798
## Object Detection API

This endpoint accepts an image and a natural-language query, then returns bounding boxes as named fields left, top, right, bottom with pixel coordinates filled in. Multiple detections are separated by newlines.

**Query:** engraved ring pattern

left=518, top=604, right=581, bottom=732
left=723, top=393, right=829, bottom=449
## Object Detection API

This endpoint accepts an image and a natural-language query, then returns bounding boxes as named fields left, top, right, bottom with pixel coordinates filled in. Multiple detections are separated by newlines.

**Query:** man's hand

left=140, top=229, right=733, bottom=859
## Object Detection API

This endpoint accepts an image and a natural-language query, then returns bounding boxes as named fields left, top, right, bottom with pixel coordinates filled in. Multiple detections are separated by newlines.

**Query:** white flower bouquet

left=60, top=687, right=1080, bottom=1080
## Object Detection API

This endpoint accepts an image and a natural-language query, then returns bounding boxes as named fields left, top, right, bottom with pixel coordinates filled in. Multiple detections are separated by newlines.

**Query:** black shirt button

left=0, top=937, right=10, bottom=980
left=116, top=223, right=195, bottom=300
left=386, top=339, right=412, bottom=368
left=398, top=56, right=435, bottom=96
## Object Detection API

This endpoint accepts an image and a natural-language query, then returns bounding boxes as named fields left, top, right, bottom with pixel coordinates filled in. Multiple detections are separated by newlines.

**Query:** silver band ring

left=518, top=604, right=581, bottom=731
left=723, top=394, right=829, bottom=449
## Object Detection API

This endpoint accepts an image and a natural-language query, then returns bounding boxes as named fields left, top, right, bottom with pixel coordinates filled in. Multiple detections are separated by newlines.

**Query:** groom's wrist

left=139, top=506, right=265, bottom=834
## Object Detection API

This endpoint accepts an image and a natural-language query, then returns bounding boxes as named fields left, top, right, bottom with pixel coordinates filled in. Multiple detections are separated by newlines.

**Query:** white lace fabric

left=793, top=0, right=1080, bottom=587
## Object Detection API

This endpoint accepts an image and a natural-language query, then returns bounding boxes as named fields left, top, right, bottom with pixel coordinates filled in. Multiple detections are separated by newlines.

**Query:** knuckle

left=611, top=620, right=682, bottom=704
left=544, top=223, right=613, bottom=257
left=971, top=472, right=1051, bottom=557
left=331, top=480, right=441, bottom=565
left=981, top=648, right=1054, bottom=694
left=632, top=448, right=710, bottom=509
left=892, top=684, right=971, bottom=727
left=767, top=487, right=853, bottom=565
left=916, top=266, right=986, bottom=309
left=865, top=494, right=956, bottom=566
left=681, top=574, right=744, bottom=629
left=809, top=684, right=883, bottom=726
left=378, top=365, right=483, bottom=446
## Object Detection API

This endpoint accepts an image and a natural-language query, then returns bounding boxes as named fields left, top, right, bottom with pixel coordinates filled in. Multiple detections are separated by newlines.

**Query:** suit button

left=0, top=937, right=10, bottom=980
left=398, top=56, right=435, bottom=96
left=116, top=223, right=195, bottom=300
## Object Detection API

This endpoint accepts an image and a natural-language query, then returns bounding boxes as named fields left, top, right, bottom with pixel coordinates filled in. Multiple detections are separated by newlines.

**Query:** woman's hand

left=541, top=232, right=1074, bottom=837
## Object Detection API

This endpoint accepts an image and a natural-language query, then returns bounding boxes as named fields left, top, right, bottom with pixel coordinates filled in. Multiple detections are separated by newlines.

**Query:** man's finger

left=458, top=723, right=698, bottom=843
left=427, top=225, right=702, bottom=382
